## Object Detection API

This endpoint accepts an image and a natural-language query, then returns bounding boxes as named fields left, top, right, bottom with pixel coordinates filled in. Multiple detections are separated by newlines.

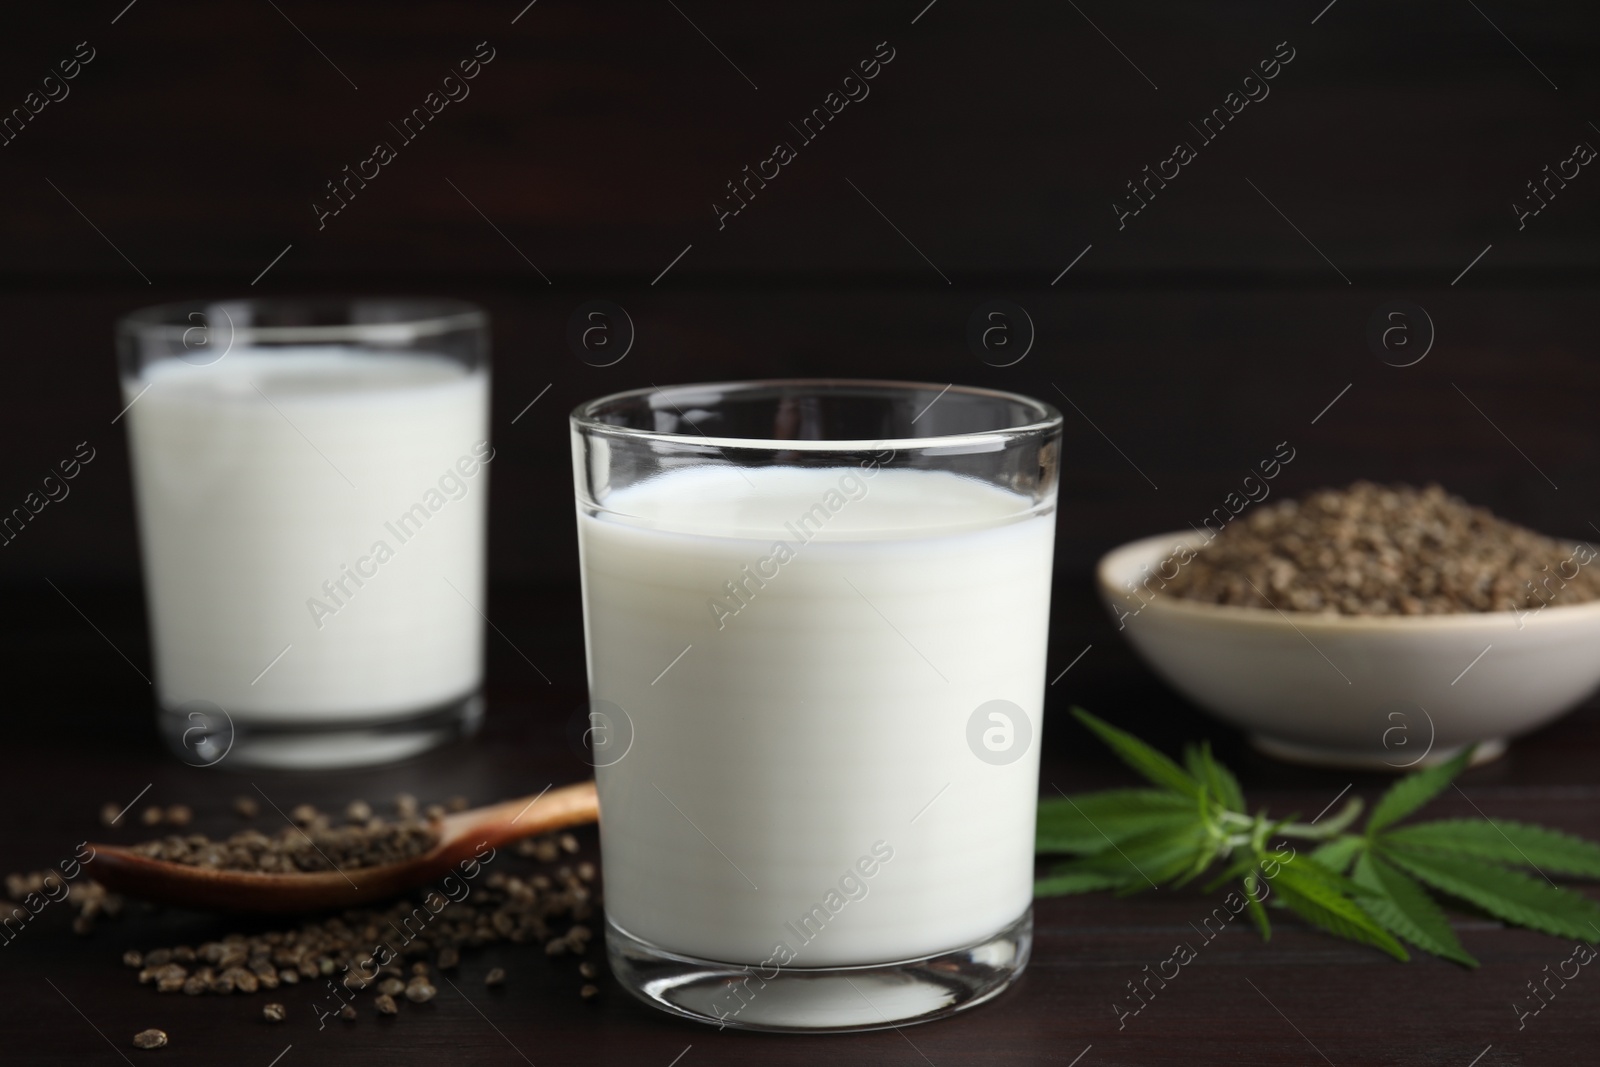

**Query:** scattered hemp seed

left=107, top=810, right=598, bottom=1027
left=263, top=1003, right=286, bottom=1023
left=580, top=983, right=599, bottom=1000
left=1, top=869, right=128, bottom=936
left=346, top=800, right=372, bottom=823
left=559, top=833, right=580, bottom=855
left=289, top=804, right=319, bottom=826
left=165, top=805, right=192, bottom=828
left=101, top=802, right=123, bottom=827
left=141, top=807, right=163, bottom=827
left=233, top=796, right=259, bottom=819
left=132, top=1029, right=168, bottom=1050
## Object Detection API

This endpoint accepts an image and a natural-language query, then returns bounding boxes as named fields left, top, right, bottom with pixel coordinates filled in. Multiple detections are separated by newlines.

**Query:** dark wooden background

left=1, top=1, right=1597, bottom=1064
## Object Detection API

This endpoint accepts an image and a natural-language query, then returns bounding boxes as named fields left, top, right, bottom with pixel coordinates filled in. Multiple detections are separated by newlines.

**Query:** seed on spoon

left=124, top=815, right=440, bottom=873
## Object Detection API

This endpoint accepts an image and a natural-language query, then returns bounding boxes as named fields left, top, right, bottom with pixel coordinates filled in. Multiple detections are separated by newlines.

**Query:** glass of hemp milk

left=571, top=380, right=1061, bottom=1030
left=118, top=299, right=490, bottom=769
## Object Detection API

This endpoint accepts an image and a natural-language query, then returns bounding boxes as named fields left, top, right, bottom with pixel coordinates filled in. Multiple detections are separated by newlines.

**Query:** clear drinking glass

left=118, top=298, right=491, bottom=769
left=571, top=380, right=1061, bottom=1031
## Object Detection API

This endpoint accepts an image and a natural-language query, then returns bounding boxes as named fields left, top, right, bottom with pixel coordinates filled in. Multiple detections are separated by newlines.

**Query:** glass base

left=158, top=692, right=484, bottom=771
left=606, top=908, right=1031, bottom=1033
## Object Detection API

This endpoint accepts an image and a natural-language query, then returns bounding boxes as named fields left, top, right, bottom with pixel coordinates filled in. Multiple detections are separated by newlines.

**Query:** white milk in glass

left=124, top=349, right=489, bottom=723
left=579, top=464, right=1053, bottom=966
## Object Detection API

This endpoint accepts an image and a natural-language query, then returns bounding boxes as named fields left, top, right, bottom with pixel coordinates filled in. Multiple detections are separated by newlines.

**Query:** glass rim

left=117, top=296, right=487, bottom=345
left=570, top=378, right=1063, bottom=452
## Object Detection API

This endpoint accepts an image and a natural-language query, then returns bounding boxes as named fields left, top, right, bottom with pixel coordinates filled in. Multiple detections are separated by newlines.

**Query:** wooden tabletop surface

left=2, top=582, right=1595, bottom=1067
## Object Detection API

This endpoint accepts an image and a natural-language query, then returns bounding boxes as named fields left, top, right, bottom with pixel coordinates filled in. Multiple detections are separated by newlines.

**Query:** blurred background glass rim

left=117, top=296, right=488, bottom=346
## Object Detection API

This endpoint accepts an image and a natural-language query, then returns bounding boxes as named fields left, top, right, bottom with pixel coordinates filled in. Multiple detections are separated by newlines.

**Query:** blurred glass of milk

left=118, top=299, right=491, bottom=769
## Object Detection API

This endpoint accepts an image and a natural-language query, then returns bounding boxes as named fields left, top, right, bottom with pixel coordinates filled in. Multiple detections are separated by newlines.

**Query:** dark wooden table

left=2, top=581, right=1595, bottom=1066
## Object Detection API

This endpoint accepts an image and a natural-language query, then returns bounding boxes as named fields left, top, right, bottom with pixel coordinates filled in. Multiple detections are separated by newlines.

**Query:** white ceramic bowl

left=1097, top=532, right=1600, bottom=769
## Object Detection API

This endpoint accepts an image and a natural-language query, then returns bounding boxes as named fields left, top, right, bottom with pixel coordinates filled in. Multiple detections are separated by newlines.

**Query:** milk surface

left=579, top=465, right=1054, bottom=966
left=125, top=349, right=489, bottom=721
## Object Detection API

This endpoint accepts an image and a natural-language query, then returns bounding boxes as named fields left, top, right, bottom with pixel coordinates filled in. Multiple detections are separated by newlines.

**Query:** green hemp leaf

left=1037, top=708, right=1600, bottom=965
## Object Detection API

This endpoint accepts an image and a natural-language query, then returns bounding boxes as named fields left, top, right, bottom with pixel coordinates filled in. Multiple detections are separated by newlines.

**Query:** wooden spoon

left=86, top=781, right=599, bottom=914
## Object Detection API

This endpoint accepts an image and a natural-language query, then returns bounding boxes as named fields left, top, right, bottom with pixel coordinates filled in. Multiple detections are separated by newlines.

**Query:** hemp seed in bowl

left=1098, top=510, right=1600, bottom=769
left=1161, top=482, right=1599, bottom=615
